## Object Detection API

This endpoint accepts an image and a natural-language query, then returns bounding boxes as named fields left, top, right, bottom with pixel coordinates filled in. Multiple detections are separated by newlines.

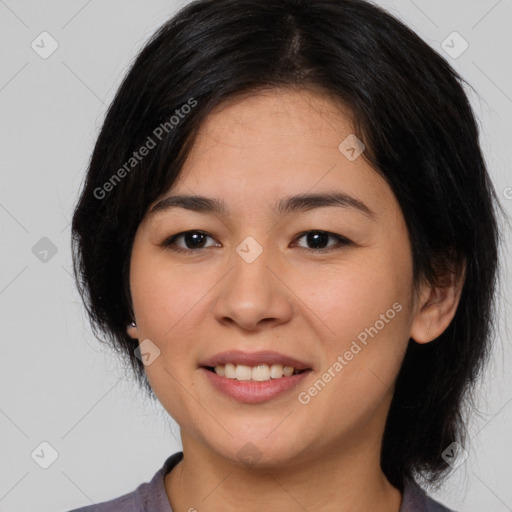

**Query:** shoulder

left=64, top=452, right=183, bottom=512
left=401, top=478, right=457, bottom=512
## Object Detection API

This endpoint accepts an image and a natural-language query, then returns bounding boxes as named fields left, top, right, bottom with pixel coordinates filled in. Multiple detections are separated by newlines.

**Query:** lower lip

left=201, top=368, right=311, bottom=404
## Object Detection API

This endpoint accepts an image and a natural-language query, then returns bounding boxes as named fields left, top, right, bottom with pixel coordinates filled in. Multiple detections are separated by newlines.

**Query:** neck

left=165, top=433, right=402, bottom=512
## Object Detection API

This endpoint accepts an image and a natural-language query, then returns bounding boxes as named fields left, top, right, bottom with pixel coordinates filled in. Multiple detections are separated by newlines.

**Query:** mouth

left=199, top=350, right=313, bottom=403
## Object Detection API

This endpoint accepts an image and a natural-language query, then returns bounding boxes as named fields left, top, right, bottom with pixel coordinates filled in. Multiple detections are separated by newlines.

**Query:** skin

left=127, top=87, right=464, bottom=512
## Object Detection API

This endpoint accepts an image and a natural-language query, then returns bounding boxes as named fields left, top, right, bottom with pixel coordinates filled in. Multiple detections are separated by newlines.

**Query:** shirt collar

left=145, top=452, right=450, bottom=512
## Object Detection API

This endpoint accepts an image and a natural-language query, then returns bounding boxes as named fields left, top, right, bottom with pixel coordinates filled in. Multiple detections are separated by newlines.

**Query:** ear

left=410, top=260, right=466, bottom=344
left=126, top=322, right=139, bottom=339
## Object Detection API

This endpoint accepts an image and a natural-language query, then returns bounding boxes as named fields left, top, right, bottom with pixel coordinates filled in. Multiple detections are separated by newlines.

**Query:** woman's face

left=128, top=88, right=423, bottom=467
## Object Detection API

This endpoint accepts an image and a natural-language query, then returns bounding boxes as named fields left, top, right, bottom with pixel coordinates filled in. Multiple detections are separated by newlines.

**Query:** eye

left=161, top=229, right=352, bottom=254
left=161, top=230, right=220, bottom=253
left=292, top=230, right=352, bottom=252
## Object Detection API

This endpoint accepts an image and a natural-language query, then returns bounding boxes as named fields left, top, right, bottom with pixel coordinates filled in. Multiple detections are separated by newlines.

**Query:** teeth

left=211, top=363, right=301, bottom=381
left=235, top=364, right=252, bottom=381
left=252, top=364, right=270, bottom=381
left=270, top=364, right=284, bottom=378
left=224, top=363, right=236, bottom=379
left=283, top=366, right=294, bottom=377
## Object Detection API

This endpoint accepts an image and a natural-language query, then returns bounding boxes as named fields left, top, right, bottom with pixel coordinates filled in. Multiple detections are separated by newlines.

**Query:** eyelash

left=161, top=230, right=352, bottom=254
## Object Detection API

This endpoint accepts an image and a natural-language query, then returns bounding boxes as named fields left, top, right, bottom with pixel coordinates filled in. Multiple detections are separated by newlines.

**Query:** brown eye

left=162, top=230, right=220, bottom=252
left=293, top=231, right=352, bottom=252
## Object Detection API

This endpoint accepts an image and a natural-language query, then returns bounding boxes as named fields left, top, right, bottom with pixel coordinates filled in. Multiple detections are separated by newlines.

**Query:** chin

left=204, top=428, right=309, bottom=469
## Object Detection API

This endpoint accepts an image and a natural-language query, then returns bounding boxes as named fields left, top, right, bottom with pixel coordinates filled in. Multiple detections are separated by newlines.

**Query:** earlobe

left=127, top=321, right=138, bottom=339
left=410, top=311, right=435, bottom=344
left=410, top=263, right=465, bottom=344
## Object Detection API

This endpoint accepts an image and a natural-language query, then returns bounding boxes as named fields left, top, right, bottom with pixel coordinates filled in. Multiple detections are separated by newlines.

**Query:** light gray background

left=1, top=1, right=511, bottom=511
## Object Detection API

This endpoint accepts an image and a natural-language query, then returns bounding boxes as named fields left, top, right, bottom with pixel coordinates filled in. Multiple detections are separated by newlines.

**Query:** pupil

left=307, top=231, right=328, bottom=249
left=186, top=232, right=205, bottom=249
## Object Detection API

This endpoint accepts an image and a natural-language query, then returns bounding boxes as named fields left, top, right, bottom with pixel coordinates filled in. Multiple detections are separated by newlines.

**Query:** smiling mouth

left=203, top=363, right=309, bottom=381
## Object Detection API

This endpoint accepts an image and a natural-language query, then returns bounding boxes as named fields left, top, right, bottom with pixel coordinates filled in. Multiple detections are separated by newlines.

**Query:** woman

left=68, top=0, right=501, bottom=510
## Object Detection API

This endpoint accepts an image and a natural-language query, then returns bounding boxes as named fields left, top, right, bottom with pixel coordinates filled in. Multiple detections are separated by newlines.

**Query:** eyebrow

left=150, top=192, right=376, bottom=219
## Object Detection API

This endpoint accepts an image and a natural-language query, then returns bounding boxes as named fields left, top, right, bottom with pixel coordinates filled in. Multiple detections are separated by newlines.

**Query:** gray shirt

left=66, top=451, right=454, bottom=512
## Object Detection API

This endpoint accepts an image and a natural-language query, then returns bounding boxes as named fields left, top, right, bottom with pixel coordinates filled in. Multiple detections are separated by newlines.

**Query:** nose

left=212, top=244, right=294, bottom=332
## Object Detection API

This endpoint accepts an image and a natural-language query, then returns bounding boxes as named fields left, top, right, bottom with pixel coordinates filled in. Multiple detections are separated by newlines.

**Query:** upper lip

left=199, top=350, right=312, bottom=371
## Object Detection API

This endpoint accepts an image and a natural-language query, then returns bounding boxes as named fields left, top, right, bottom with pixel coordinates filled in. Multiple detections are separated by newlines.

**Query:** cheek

left=306, top=258, right=411, bottom=343
left=130, top=248, right=204, bottom=336
left=129, top=252, right=223, bottom=389
left=298, top=269, right=411, bottom=433
left=129, top=256, right=211, bottom=418
left=299, top=241, right=414, bottom=392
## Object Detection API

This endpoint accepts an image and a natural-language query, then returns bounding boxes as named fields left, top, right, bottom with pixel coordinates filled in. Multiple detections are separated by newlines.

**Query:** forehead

left=191, top=87, right=355, bottom=156
left=150, top=88, right=399, bottom=223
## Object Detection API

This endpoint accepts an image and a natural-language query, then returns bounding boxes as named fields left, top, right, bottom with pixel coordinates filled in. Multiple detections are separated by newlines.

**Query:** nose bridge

left=229, top=234, right=274, bottom=304
left=212, top=235, right=293, bottom=329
